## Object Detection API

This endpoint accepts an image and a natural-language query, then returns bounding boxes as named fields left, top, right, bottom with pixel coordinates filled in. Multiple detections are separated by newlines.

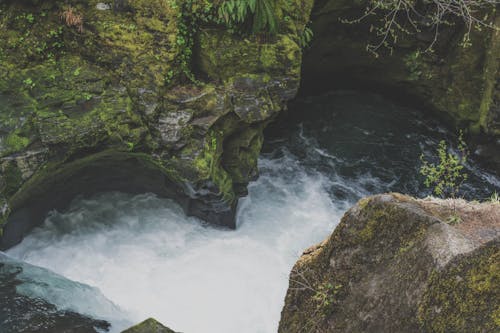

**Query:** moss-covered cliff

left=279, top=194, right=500, bottom=333
left=0, top=0, right=313, bottom=248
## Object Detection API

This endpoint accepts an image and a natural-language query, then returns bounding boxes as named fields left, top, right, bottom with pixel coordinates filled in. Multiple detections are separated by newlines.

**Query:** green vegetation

left=299, top=26, right=313, bottom=48
left=216, top=0, right=278, bottom=34
left=313, top=282, right=342, bottom=310
left=164, top=0, right=283, bottom=85
left=420, top=132, right=469, bottom=199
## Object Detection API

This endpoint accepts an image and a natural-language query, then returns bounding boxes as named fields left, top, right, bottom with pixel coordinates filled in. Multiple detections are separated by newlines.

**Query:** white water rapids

left=7, top=151, right=346, bottom=333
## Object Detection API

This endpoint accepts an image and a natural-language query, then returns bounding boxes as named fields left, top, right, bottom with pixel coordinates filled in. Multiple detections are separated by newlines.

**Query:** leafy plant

left=299, top=26, right=314, bottom=48
left=420, top=131, right=469, bottom=199
left=26, top=13, right=35, bottom=24
left=313, top=282, right=342, bottom=309
left=216, top=0, right=278, bottom=34
left=22, top=78, right=35, bottom=89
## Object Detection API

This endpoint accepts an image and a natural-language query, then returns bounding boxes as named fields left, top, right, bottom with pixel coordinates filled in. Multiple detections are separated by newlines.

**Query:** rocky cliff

left=279, top=194, right=500, bottom=333
left=1, top=0, right=499, bottom=250
left=0, top=0, right=313, bottom=249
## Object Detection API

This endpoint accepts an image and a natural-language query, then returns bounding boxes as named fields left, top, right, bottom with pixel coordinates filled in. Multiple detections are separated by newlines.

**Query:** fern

left=299, top=26, right=314, bottom=48
left=216, top=0, right=278, bottom=35
left=253, top=0, right=277, bottom=34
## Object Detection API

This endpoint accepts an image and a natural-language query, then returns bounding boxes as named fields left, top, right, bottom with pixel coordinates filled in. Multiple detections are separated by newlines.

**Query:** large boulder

left=279, top=194, right=500, bottom=333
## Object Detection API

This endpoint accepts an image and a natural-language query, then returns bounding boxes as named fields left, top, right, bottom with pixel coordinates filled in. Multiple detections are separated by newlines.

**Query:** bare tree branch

left=345, top=0, right=500, bottom=55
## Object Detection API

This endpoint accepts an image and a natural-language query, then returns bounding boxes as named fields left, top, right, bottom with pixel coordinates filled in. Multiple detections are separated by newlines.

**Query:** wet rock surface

left=0, top=256, right=110, bottom=333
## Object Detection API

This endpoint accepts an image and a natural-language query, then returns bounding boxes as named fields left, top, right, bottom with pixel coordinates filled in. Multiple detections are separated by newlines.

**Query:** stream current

left=3, top=91, right=500, bottom=333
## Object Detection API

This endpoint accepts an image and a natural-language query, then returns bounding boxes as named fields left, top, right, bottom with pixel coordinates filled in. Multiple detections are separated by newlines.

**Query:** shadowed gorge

left=302, top=0, right=500, bottom=140
left=0, top=1, right=499, bottom=332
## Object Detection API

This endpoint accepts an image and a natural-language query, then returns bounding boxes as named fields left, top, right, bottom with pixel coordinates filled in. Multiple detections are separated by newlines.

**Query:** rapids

left=5, top=91, right=499, bottom=333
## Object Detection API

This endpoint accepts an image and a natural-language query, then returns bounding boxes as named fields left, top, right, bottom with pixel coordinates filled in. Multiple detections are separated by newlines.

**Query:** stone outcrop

left=121, top=318, right=176, bottom=333
left=279, top=194, right=500, bottom=333
left=0, top=0, right=313, bottom=249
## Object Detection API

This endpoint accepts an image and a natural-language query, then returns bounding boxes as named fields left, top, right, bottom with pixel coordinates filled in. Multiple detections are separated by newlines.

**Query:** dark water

left=264, top=90, right=499, bottom=202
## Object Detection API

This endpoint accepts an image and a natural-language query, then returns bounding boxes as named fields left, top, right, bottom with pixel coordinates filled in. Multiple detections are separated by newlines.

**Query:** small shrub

left=420, top=131, right=469, bottom=199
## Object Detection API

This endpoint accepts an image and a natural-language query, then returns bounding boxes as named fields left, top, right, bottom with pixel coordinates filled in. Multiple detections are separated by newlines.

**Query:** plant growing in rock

left=344, top=0, right=500, bottom=55
left=420, top=131, right=469, bottom=199
left=299, top=26, right=314, bottom=48
left=289, top=267, right=342, bottom=331
left=420, top=132, right=469, bottom=223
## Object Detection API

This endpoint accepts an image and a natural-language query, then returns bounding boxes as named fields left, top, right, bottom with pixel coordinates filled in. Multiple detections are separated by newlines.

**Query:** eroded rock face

left=279, top=194, right=500, bottom=333
left=0, top=0, right=313, bottom=248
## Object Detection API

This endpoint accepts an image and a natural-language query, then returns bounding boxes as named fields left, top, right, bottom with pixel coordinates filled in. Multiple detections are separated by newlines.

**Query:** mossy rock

left=121, top=318, right=176, bottom=333
left=279, top=194, right=500, bottom=333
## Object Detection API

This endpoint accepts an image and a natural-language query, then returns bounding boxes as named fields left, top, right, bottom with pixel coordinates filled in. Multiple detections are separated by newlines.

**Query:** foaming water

left=7, top=151, right=341, bottom=333
left=6, top=91, right=500, bottom=332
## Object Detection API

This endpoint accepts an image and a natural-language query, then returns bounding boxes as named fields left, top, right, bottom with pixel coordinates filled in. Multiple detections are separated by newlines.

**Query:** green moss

left=194, top=129, right=235, bottom=202
left=1, top=160, right=23, bottom=198
left=478, top=16, right=500, bottom=134
left=355, top=205, right=395, bottom=243
left=357, top=197, right=372, bottom=210
left=223, top=124, right=265, bottom=184
left=418, top=242, right=500, bottom=332
left=0, top=0, right=310, bottom=232
left=4, top=132, right=30, bottom=154
left=196, top=29, right=301, bottom=82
